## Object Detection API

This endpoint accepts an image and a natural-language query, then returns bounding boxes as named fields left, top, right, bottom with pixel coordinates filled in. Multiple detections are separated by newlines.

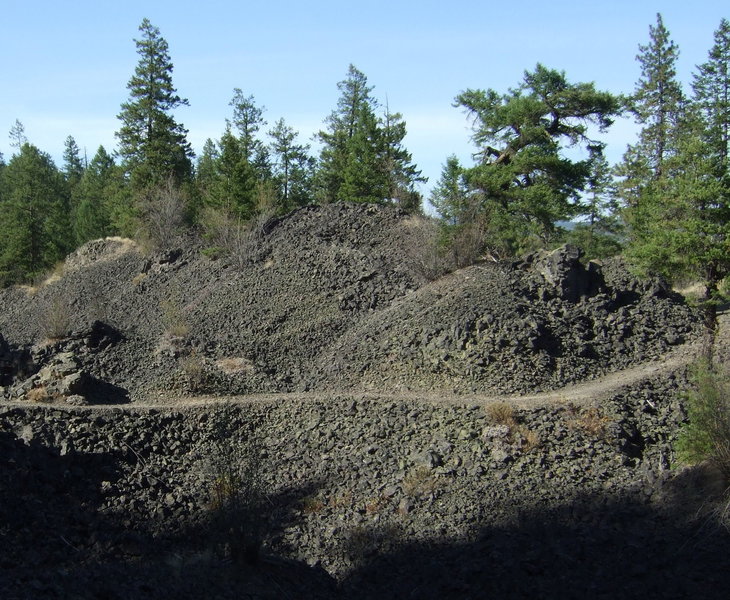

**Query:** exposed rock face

left=527, top=243, right=604, bottom=302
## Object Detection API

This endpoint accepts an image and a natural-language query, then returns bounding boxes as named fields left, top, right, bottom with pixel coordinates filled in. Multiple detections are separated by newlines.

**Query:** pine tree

left=317, top=65, right=424, bottom=206
left=116, top=18, right=193, bottom=191
left=565, top=145, right=623, bottom=259
left=693, top=18, right=730, bottom=176
left=379, top=105, right=425, bottom=211
left=73, top=146, right=118, bottom=244
left=455, top=63, right=621, bottom=253
left=619, top=12, right=684, bottom=194
left=624, top=18, right=730, bottom=338
left=62, top=135, right=85, bottom=184
left=0, top=144, right=69, bottom=284
left=316, top=65, right=382, bottom=203
left=268, top=118, right=315, bottom=212
left=8, top=119, right=27, bottom=150
left=430, top=155, right=469, bottom=224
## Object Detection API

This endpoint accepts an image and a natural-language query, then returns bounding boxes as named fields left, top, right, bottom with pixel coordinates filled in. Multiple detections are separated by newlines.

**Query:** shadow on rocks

left=338, top=484, right=730, bottom=600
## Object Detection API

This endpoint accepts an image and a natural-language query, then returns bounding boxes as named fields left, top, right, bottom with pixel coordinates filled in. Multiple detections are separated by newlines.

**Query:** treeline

left=0, top=19, right=423, bottom=286
left=0, top=15, right=728, bottom=330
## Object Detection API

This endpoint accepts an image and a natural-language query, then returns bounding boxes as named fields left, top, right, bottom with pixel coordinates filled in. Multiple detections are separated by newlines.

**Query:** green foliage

left=116, top=18, right=193, bottom=191
left=453, top=63, right=622, bottom=255
left=72, top=145, right=125, bottom=244
left=0, top=144, right=71, bottom=285
left=676, top=360, right=730, bottom=479
left=268, top=118, right=315, bottom=212
left=316, top=64, right=424, bottom=208
left=622, top=16, right=730, bottom=331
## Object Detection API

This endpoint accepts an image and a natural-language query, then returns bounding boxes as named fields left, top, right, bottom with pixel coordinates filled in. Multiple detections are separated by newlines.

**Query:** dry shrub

left=402, top=466, right=439, bottom=499
left=485, top=401, right=518, bottom=428
left=131, top=272, right=147, bottom=287
left=485, top=401, right=540, bottom=451
left=160, top=297, right=189, bottom=338
left=200, top=207, right=274, bottom=269
left=40, top=296, right=71, bottom=341
left=26, top=386, right=52, bottom=403
left=136, top=177, right=187, bottom=251
left=180, top=352, right=207, bottom=392
left=566, top=406, right=612, bottom=438
left=215, top=357, right=255, bottom=375
left=300, top=496, right=326, bottom=514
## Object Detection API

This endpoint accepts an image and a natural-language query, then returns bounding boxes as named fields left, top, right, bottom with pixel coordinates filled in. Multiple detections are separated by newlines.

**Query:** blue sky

left=1, top=1, right=727, bottom=201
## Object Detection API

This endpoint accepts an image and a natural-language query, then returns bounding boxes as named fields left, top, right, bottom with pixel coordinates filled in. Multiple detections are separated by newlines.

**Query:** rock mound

left=0, top=203, right=702, bottom=401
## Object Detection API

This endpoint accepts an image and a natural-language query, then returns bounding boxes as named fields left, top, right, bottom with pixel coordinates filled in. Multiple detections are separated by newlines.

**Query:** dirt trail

left=6, top=312, right=722, bottom=415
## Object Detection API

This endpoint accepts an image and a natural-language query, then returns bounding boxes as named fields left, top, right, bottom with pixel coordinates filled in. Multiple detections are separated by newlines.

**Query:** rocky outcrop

left=526, top=243, right=604, bottom=302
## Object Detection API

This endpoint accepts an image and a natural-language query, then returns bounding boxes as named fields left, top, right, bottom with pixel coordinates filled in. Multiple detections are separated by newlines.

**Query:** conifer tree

left=268, top=118, right=315, bottom=211
left=116, top=18, right=193, bottom=191
left=62, top=135, right=85, bottom=184
left=454, top=63, right=621, bottom=253
left=317, top=65, right=424, bottom=206
left=73, top=146, right=117, bottom=244
left=379, top=105, right=425, bottom=211
left=0, top=144, right=69, bottom=284
left=317, top=65, right=382, bottom=203
left=624, top=17, right=730, bottom=338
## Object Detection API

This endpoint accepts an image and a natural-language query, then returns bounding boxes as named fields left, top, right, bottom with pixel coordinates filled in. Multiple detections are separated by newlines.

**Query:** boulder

left=531, top=244, right=605, bottom=302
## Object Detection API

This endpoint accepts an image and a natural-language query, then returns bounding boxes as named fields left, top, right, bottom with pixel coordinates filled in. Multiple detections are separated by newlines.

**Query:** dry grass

left=485, top=401, right=541, bottom=451
left=566, top=406, right=612, bottom=438
left=40, top=296, right=71, bottom=341
left=299, top=496, right=326, bottom=515
left=402, top=466, right=439, bottom=499
left=160, top=298, right=189, bottom=338
left=26, top=386, right=52, bottom=403
left=485, top=401, right=518, bottom=428
left=215, top=357, right=256, bottom=375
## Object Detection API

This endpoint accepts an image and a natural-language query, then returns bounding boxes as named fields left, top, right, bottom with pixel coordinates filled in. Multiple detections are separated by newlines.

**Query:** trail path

left=4, top=313, right=724, bottom=414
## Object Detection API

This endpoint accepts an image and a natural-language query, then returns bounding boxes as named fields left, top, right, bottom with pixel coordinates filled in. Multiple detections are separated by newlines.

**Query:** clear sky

left=1, top=0, right=727, bottom=202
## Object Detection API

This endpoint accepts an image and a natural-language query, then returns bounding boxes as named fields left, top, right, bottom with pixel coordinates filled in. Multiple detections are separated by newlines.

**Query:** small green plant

left=676, top=359, right=730, bottom=479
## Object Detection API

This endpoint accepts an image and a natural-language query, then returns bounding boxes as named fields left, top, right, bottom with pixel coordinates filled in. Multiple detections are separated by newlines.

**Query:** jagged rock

left=530, top=244, right=605, bottom=302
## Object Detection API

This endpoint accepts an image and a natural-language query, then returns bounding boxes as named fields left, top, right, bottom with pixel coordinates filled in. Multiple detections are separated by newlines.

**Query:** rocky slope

left=0, top=202, right=726, bottom=599
left=0, top=203, right=702, bottom=404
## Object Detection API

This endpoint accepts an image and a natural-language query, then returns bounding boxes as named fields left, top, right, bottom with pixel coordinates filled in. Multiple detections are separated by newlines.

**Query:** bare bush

left=137, top=177, right=187, bottom=250
left=200, top=207, right=274, bottom=269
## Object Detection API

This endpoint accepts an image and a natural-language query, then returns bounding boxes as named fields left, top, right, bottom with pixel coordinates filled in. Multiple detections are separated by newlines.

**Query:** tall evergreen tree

left=0, top=144, right=69, bottom=284
left=693, top=18, right=730, bottom=176
left=617, top=12, right=684, bottom=204
left=8, top=119, right=27, bottom=150
left=62, top=135, right=85, bottom=184
left=565, top=145, right=623, bottom=259
left=454, top=63, right=621, bottom=253
left=116, top=18, right=193, bottom=190
left=316, top=65, right=383, bottom=203
left=625, top=19, right=730, bottom=339
left=379, top=105, right=425, bottom=211
left=430, top=155, right=469, bottom=224
left=268, top=118, right=315, bottom=211
left=73, top=146, right=118, bottom=244
left=317, top=65, right=424, bottom=206
left=229, top=89, right=267, bottom=165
